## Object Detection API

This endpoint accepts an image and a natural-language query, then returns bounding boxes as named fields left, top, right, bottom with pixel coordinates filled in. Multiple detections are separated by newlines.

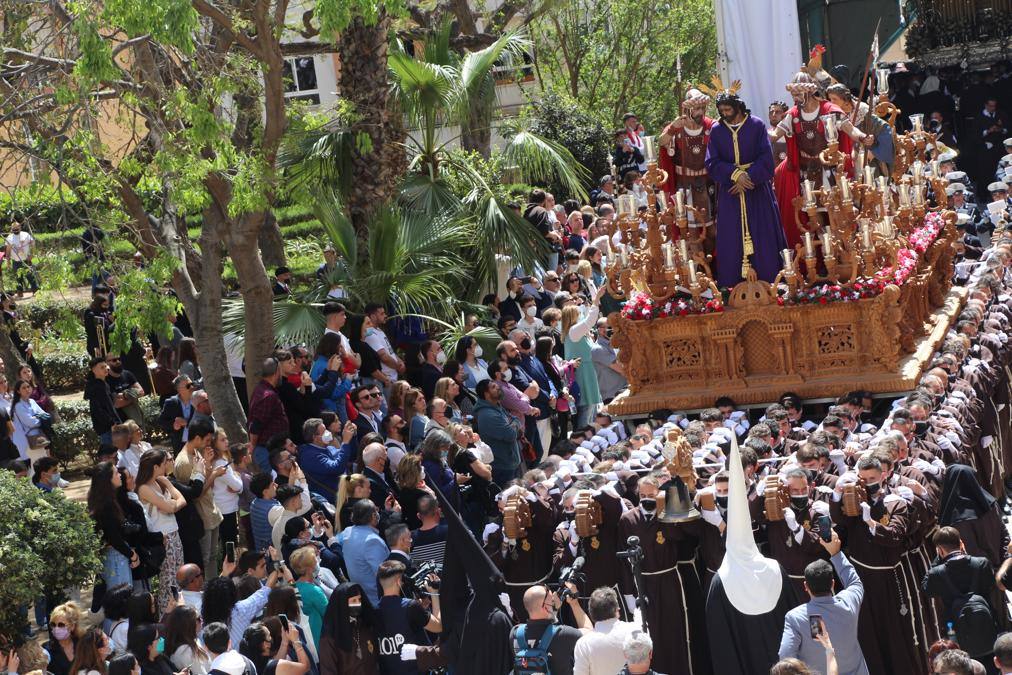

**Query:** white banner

left=714, top=0, right=803, bottom=124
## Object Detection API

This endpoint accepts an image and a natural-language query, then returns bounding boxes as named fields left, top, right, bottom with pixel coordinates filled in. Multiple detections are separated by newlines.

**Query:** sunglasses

left=51, top=622, right=70, bottom=628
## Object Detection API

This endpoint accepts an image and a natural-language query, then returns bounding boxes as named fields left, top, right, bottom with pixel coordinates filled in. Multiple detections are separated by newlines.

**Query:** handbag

left=518, top=430, right=537, bottom=465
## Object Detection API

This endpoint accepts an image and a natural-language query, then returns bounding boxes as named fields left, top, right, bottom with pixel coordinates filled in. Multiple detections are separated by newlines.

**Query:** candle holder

left=771, top=248, right=803, bottom=296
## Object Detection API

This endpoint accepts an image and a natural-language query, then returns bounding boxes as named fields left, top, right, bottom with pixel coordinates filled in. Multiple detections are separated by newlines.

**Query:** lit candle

left=877, top=176, right=888, bottom=193
left=678, top=238, right=688, bottom=262
left=821, top=230, right=832, bottom=255
left=912, top=160, right=924, bottom=185
left=620, top=194, right=636, bottom=216
left=781, top=248, right=793, bottom=271
left=656, top=191, right=666, bottom=210
left=821, top=114, right=839, bottom=143
left=664, top=243, right=674, bottom=268
left=688, top=259, right=697, bottom=284
left=909, top=114, right=924, bottom=132
left=675, top=190, right=685, bottom=216
left=861, top=223, right=872, bottom=249
left=864, top=165, right=874, bottom=186
left=643, top=136, right=656, bottom=162
left=840, top=176, right=851, bottom=201
left=803, top=179, right=815, bottom=206
left=804, top=232, right=815, bottom=258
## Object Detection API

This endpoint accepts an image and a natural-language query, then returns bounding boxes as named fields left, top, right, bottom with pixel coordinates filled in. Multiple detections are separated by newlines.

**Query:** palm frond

left=457, top=31, right=530, bottom=110
left=271, top=300, right=327, bottom=349
left=278, top=124, right=356, bottom=198
left=388, top=51, right=454, bottom=124
left=501, top=129, right=590, bottom=201
left=309, top=186, right=357, bottom=265
left=399, top=173, right=462, bottom=215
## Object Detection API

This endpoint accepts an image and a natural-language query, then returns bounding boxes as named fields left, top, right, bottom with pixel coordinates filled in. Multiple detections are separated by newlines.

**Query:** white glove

left=829, top=449, right=848, bottom=474
left=482, top=523, right=500, bottom=544
left=701, top=506, right=724, bottom=528
left=783, top=507, right=799, bottom=531
left=624, top=594, right=637, bottom=613
left=860, top=501, right=872, bottom=523
left=400, top=645, right=418, bottom=661
left=811, top=500, right=830, bottom=517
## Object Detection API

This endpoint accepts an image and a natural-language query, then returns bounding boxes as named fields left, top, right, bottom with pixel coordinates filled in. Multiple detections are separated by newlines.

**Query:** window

left=492, top=49, right=535, bottom=83
left=282, top=57, right=320, bottom=105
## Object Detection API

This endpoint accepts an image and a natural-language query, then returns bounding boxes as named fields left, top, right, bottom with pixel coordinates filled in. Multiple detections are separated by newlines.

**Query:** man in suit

left=362, top=442, right=397, bottom=512
left=272, top=266, right=292, bottom=296
left=779, top=530, right=868, bottom=674
left=351, top=385, right=384, bottom=445
left=158, top=374, right=197, bottom=452
left=922, top=526, right=995, bottom=631
left=384, top=523, right=416, bottom=596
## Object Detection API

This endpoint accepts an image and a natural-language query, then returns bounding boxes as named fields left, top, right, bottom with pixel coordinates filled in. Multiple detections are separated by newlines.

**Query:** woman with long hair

left=264, top=585, right=318, bottom=664
left=403, top=388, right=428, bottom=450
left=88, top=461, right=137, bottom=589
left=17, top=362, right=53, bottom=415
left=535, top=334, right=573, bottom=445
left=310, top=332, right=354, bottom=417
left=209, top=430, right=243, bottom=563
left=440, top=361, right=477, bottom=418
left=386, top=381, right=411, bottom=418
left=107, top=653, right=139, bottom=675
left=446, top=423, right=493, bottom=534
left=115, top=469, right=164, bottom=588
left=342, top=314, right=384, bottom=389
left=561, top=287, right=605, bottom=428
left=11, top=377, right=50, bottom=461
left=164, top=605, right=210, bottom=675
left=126, top=623, right=173, bottom=675
left=317, top=583, right=378, bottom=675
left=70, top=627, right=112, bottom=675
left=239, top=622, right=310, bottom=675
left=102, top=584, right=133, bottom=652
left=334, top=474, right=371, bottom=532
left=394, top=455, right=430, bottom=530
left=454, top=336, right=489, bottom=390
left=433, top=377, right=463, bottom=423
left=417, top=429, right=460, bottom=509
left=134, top=450, right=186, bottom=613
left=46, top=602, right=85, bottom=675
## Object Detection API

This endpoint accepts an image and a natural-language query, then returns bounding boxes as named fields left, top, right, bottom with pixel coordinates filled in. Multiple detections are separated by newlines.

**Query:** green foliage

left=314, top=0, right=406, bottom=34
left=36, top=351, right=90, bottom=393
left=0, top=470, right=102, bottom=640
left=50, top=397, right=165, bottom=465
left=522, top=92, right=613, bottom=197
left=0, top=184, right=87, bottom=232
left=19, top=296, right=89, bottom=334
left=529, top=0, right=717, bottom=132
left=106, top=254, right=180, bottom=355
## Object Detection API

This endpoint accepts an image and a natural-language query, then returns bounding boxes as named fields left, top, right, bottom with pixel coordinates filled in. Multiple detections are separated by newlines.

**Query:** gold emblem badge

left=879, top=514, right=890, bottom=527
left=591, top=536, right=600, bottom=550
left=521, top=538, right=531, bottom=551
left=803, top=520, right=811, bottom=530
left=656, top=531, right=666, bottom=545
left=367, top=641, right=374, bottom=653
left=805, top=130, right=816, bottom=140
left=691, top=146, right=702, bottom=155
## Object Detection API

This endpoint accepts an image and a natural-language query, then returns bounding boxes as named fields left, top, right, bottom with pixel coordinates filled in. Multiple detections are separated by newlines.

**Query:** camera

left=556, top=556, right=585, bottom=602
left=407, top=561, right=442, bottom=595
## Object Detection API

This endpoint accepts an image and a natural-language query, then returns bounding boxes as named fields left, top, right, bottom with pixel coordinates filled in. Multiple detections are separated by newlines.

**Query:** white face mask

left=321, top=430, right=333, bottom=444
left=474, top=344, right=483, bottom=358
left=525, top=306, right=537, bottom=318
left=503, top=368, right=512, bottom=382
left=436, top=351, right=447, bottom=365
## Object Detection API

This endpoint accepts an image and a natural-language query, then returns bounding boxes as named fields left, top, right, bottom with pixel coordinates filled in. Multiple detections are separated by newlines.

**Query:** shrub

left=50, top=396, right=168, bottom=466
left=0, top=470, right=102, bottom=641
left=21, top=296, right=89, bottom=333
left=37, top=351, right=90, bottom=393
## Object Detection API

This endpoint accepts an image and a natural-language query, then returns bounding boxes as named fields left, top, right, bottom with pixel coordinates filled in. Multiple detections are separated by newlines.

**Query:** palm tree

left=281, top=27, right=591, bottom=296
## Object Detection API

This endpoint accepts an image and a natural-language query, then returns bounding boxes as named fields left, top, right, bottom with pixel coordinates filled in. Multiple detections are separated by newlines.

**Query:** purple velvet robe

left=705, top=114, right=787, bottom=288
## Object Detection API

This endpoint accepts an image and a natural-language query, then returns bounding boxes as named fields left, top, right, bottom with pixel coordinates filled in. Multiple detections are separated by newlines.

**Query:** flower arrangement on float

left=620, top=211, right=945, bottom=321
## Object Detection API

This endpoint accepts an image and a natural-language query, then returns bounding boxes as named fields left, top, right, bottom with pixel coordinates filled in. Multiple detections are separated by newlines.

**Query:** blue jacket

left=518, top=354, right=557, bottom=420
left=779, top=552, right=868, bottom=675
left=339, top=524, right=389, bottom=606
left=471, top=399, right=520, bottom=472
left=297, top=442, right=355, bottom=502
left=310, top=357, right=355, bottom=413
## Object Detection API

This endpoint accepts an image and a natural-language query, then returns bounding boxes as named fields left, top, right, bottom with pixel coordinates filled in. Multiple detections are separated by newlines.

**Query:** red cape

left=773, top=101, right=853, bottom=247
left=659, top=117, right=715, bottom=199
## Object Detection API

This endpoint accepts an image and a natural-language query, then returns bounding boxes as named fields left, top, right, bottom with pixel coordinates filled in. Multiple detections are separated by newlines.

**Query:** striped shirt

left=410, top=524, right=447, bottom=567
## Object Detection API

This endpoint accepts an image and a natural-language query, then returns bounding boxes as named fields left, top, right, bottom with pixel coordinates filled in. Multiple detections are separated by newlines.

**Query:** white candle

left=931, top=160, right=940, bottom=178
left=861, top=223, right=872, bottom=249
left=914, top=185, right=925, bottom=205
left=675, top=190, right=685, bottom=216
left=821, top=231, right=833, bottom=255
left=621, top=246, right=629, bottom=267
left=912, top=160, right=924, bottom=185
left=611, top=164, right=618, bottom=179
left=664, top=243, right=674, bottom=268
left=864, top=165, right=874, bottom=186
left=909, top=114, right=924, bottom=132
left=821, top=114, right=839, bottom=143
left=656, top=191, right=666, bottom=211
left=855, top=149, right=865, bottom=176
left=840, top=176, right=851, bottom=201
left=644, top=136, right=656, bottom=162
left=803, top=179, right=815, bottom=206
left=804, top=232, right=815, bottom=258
left=899, top=183, right=910, bottom=207
left=877, top=176, right=888, bottom=193
left=781, top=248, right=793, bottom=270
left=876, top=68, right=890, bottom=95
left=688, top=259, right=697, bottom=284
left=678, top=238, right=688, bottom=262
left=884, top=215, right=895, bottom=237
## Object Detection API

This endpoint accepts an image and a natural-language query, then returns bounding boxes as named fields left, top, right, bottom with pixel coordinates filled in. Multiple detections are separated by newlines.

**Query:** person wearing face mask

left=509, top=330, right=558, bottom=459
left=374, top=559, right=441, bottom=674
left=516, top=294, right=544, bottom=341
left=455, top=336, right=489, bottom=390
left=553, top=481, right=625, bottom=612
left=499, top=277, right=525, bottom=324
left=318, top=583, right=377, bottom=675
left=764, top=468, right=833, bottom=598
left=418, top=340, right=446, bottom=401
left=297, top=418, right=356, bottom=503
left=829, top=456, right=923, bottom=675
left=617, top=474, right=710, bottom=675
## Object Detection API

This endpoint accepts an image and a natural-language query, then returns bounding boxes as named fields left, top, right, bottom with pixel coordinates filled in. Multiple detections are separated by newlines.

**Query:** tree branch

left=192, top=0, right=262, bottom=56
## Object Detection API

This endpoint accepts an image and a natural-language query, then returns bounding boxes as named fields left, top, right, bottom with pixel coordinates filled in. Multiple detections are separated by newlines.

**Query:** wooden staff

left=851, top=18, right=883, bottom=126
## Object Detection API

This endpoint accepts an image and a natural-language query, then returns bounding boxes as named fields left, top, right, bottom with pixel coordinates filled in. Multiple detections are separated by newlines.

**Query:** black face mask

left=791, top=496, right=810, bottom=510
left=639, top=498, right=657, bottom=513
left=804, top=468, right=820, bottom=482
left=520, top=338, right=532, bottom=351
left=347, top=603, right=362, bottom=617
left=865, top=481, right=881, bottom=497
left=507, top=354, right=522, bottom=366
left=715, top=495, right=729, bottom=510
left=563, top=511, right=575, bottom=522
left=913, top=420, right=929, bottom=436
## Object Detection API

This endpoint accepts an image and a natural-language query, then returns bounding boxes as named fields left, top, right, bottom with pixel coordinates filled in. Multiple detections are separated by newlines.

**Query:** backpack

left=513, top=623, right=558, bottom=675
left=942, top=560, right=997, bottom=658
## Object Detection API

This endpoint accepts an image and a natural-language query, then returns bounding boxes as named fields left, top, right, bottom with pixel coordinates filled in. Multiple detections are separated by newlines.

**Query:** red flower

left=679, top=309, right=689, bottom=316
left=819, top=297, right=828, bottom=305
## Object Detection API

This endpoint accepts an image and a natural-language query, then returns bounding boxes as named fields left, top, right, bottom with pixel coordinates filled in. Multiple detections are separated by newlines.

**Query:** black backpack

left=942, top=561, right=997, bottom=658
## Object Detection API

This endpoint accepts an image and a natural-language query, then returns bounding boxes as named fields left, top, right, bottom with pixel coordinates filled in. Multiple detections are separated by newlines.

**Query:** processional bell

left=659, top=475, right=701, bottom=523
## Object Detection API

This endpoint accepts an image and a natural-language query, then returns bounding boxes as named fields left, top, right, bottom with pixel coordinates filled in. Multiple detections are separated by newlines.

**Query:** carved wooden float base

left=605, top=284, right=967, bottom=416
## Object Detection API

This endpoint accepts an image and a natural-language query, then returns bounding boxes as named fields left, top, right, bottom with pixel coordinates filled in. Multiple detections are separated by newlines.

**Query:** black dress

left=44, top=638, right=77, bottom=675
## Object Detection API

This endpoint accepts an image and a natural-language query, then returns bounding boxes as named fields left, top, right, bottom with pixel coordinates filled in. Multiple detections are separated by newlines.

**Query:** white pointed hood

left=716, top=435, right=783, bottom=615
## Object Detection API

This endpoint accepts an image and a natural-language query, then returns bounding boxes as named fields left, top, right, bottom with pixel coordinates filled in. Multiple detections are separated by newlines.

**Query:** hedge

left=50, top=396, right=167, bottom=466
left=36, top=351, right=90, bottom=393
left=22, top=297, right=89, bottom=333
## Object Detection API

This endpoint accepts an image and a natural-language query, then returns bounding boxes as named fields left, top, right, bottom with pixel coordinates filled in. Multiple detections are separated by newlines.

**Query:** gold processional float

left=604, top=83, right=969, bottom=416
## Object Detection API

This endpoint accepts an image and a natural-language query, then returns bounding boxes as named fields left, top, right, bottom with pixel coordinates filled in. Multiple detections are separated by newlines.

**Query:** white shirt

left=324, top=327, right=353, bottom=356
left=516, top=316, right=544, bottom=341
left=179, top=589, right=204, bottom=614
left=364, top=327, right=398, bottom=381
left=117, top=444, right=146, bottom=479
left=211, top=458, right=243, bottom=514
left=573, top=618, right=639, bottom=675
left=6, top=231, right=33, bottom=261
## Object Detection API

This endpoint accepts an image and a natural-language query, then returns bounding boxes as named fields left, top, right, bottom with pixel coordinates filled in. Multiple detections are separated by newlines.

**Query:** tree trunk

left=0, top=328, right=26, bottom=385
left=227, top=212, right=276, bottom=401
left=257, top=210, right=286, bottom=270
left=460, top=91, right=494, bottom=157
left=337, top=12, right=393, bottom=256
